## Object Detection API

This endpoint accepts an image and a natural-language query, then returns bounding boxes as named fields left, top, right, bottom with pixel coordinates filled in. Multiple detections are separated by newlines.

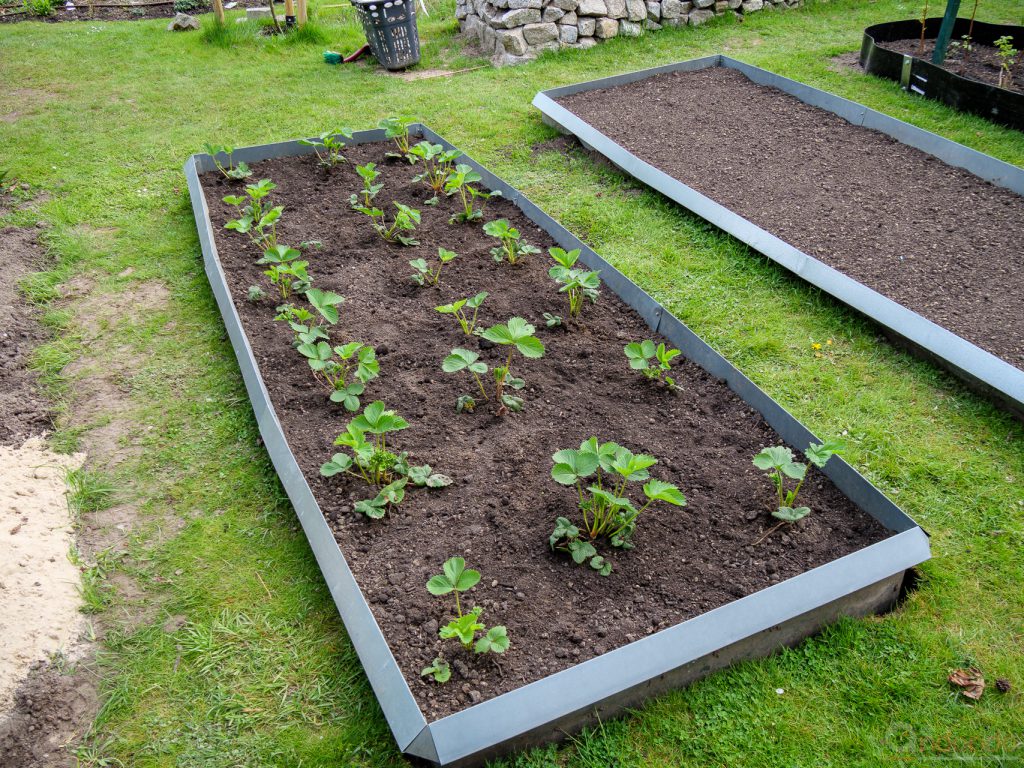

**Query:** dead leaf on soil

left=949, top=667, right=985, bottom=700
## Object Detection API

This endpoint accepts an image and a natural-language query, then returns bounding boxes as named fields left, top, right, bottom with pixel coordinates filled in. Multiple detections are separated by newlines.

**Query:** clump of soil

left=201, top=142, right=892, bottom=720
left=882, top=37, right=1023, bottom=95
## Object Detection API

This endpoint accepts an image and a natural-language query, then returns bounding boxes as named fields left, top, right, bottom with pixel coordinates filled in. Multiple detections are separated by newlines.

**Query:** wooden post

left=212, top=0, right=224, bottom=24
left=932, top=0, right=962, bottom=65
left=285, top=0, right=295, bottom=25
left=296, top=0, right=306, bottom=26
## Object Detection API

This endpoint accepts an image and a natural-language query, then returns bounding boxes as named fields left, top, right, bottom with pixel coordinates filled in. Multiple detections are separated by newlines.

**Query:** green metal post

left=932, top=0, right=962, bottom=64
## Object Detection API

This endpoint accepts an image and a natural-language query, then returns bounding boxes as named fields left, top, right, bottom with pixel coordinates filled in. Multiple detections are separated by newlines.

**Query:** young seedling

left=543, top=312, right=563, bottom=329
left=350, top=162, right=383, bottom=209
left=624, top=340, right=681, bottom=390
left=421, top=657, right=451, bottom=684
left=410, top=248, right=457, bottom=287
left=204, top=143, right=252, bottom=180
left=445, top=164, right=500, bottom=224
left=426, top=557, right=509, bottom=655
left=299, top=128, right=354, bottom=168
left=299, top=341, right=379, bottom=411
left=275, top=303, right=329, bottom=346
left=378, top=116, right=416, bottom=161
left=995, top=35, right=1019, bottom=88
left=321, top=401, right=409, bottom=487
left=355, top=201, right=421, bottom=246
left=548, top=247, right=601, bottom=320
left=434, top=292, right=488, bottom=336
left=409, top=141, right=461, bottom=203
left=247, top=285, right=265, bottom=303
left=224, top=179, right=283, bottom=251
left=305, top=287, right=346, bottom=325
left=549, top=437, right=686, bottom=574
left=258, top=245, right=311, bottom=299
left=483, top=219, right=540, bottom=265
left=752, top=440, right=845, bottom=529
left=442, top=318, right=544, bottom=414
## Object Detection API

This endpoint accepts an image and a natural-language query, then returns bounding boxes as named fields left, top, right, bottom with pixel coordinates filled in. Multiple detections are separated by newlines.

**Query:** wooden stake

left=297, top=0, right=306, bottom=26
left=212, top=0, right=224, bottom=24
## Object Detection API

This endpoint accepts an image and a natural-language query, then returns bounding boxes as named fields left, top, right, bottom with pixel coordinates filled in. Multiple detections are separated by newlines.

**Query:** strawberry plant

left=443, top=318, right=545, bottom=414
left=445, top=164, right=500, bottom=224
left=624, top=340, right=681, bottom=390
left=350, top=163, right=383, bottom=209
left=435, top=292, right=488, bottom=336
left=258, top=245, right=311, bottom=299
left=299, top=128, right=354, bottom=168
left=378, top=116, right=416, bottom=161
left=204, top=143, right=252, bottom=180
left=549, top=437, right=686, bottom=574
left=410, top=248, right=457, bottom=287
left=483, top=219, right=540, bottom=265
left=752, top=440, right=845, bottom=524
left=224, top=179, right=283, bottom=251
left=299, top=341, right=379, bottom=411
left=427, top=557, right=510, bottom=656
left=543, top=312, right=563, bottom=328
left=409, top=141, right=461, bottom=204
left=355, top=202, right=421, bottom=246
left=304, top=287, right=346, bottom=325
left=275, top=303, right=330, bottom=346
left=548, top=247, right=601, bottom=319
left=421, top=657, right=451, bottom=684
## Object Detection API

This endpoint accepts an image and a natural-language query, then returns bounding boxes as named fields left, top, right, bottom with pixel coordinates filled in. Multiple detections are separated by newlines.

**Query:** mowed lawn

left=1, top=0, right=1022, bottom=765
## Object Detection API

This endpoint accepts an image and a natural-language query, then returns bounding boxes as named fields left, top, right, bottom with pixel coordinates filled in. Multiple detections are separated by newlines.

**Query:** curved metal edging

left=861, top=18, right=1024, bottom=131
left=186, top=127, right=931, bottom=766
left=532, top=56, right=1024, bottom=419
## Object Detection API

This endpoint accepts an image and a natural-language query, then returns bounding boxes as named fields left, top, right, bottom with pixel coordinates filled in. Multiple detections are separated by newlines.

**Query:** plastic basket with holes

left=350, top=0, right=420, bottom=71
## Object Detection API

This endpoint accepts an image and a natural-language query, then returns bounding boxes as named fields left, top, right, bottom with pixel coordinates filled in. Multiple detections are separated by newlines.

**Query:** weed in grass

left=66, top=466, right=116, bottom=518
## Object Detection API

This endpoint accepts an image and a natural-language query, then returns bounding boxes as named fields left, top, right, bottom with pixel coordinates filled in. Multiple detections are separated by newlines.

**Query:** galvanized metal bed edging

left=531, top=55, right=1024, bottom=419
left=185, top=126, right=930, bottom=766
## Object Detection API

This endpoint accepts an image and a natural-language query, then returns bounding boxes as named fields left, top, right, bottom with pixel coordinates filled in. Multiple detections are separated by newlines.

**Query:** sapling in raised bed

left=445, top=164, right=500, bottom=224
left=410, top=248, right=457, bottom=287
left=224, top=179, right=283, bottom=252
left=995, top=35, right=1019, bottom=88
left=484, top=219, right=541, bottom=265
left=378, top=116, right=416, bottom=162
left=549, top=437, right=686, bottom=575
left=624, top=340, right=681, bottom=390
left=409, top=141, right=461, bottom=204
left=752, top=440, right=845, bottom=531
left=426, top=557, right=509, bottom=659
left=258, top=245, right=311, bottom=300
left=354, top=201, right=421, bottom=246
left=350, top=163, right=383, bottom=209
left=435, top=292, right=488, bottom=336
left=204, top=143, right=252, bottom=181
left=299, top=128, right=354, bottom=168
left=548, top=247, right=601, bottom=320
left=442, top=317, right=545, bottom=414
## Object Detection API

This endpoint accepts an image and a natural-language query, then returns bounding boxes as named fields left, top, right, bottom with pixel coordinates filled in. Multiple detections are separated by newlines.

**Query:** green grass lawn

left=1, top=0, right=1023, bottom=765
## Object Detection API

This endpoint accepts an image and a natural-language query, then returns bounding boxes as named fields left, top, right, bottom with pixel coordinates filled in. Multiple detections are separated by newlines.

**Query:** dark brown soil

left=882, top=37, right=1024, bottom=96
left=557, top=67, right=1024, bottom=371
left=0, top=227, right=52, bottom=446
left=201, top=143, right=890, bottom=720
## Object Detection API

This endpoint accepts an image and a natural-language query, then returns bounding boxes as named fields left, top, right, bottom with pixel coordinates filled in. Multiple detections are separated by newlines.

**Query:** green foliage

left=223, top=178, right=283, bottom=251
left=257, top=245, right=310, bottom=299
left=994, top=35, right=1019, bottom=87
left=378, top=116, right=416, bottom=160
left=275, top=302, right=328, bottom=346
left=443, top=317, right=544, bottom=414
left=22, top=0, right=54, bottom=17
left=543, top=312, right=562, bottom=328
left=624, top=339, right=681, bottom=390
left=548, top=247, right=601, bottom=319
left=427, top=557, right=509, bottom=656
left=298, top=341, right=378, bottom=411
left=173, top=0, right=204, bottom=13
left=299, top=128, right=354, bottom=167
left=304, top=287, right=345, bottom=325
left=350, top=162, right=383, bottom=209
left=549, top=437, right=685, bottom=572
left=420, top=657, right=451, bottom=684
left=354, top=201, right=420, bottom=246
left=246, top=284, right=265, bottom=303
left=445, top=164, right=500, bottom=223
left=204, top=143, right=252, bottom=180
left=753, top=440, right=844, bottom=522
left=409, top=141, right=461, bottom=203
left=434, top=291, right=487, bottom=335
left=483, top=218, right=540, bottom=265
left=410, top=247, right=457, bottom=286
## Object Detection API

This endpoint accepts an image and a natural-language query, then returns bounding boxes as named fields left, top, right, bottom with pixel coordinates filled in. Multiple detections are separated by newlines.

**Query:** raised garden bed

left=861, top=18, right=1024, bottom=130
left=185, top=126, right=930, bottom=766
left=533, top=55, right=1024, bottom=419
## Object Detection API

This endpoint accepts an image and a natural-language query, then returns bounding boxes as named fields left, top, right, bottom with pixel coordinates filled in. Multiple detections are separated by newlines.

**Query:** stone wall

left=456, top=0, right=799, bottom=65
